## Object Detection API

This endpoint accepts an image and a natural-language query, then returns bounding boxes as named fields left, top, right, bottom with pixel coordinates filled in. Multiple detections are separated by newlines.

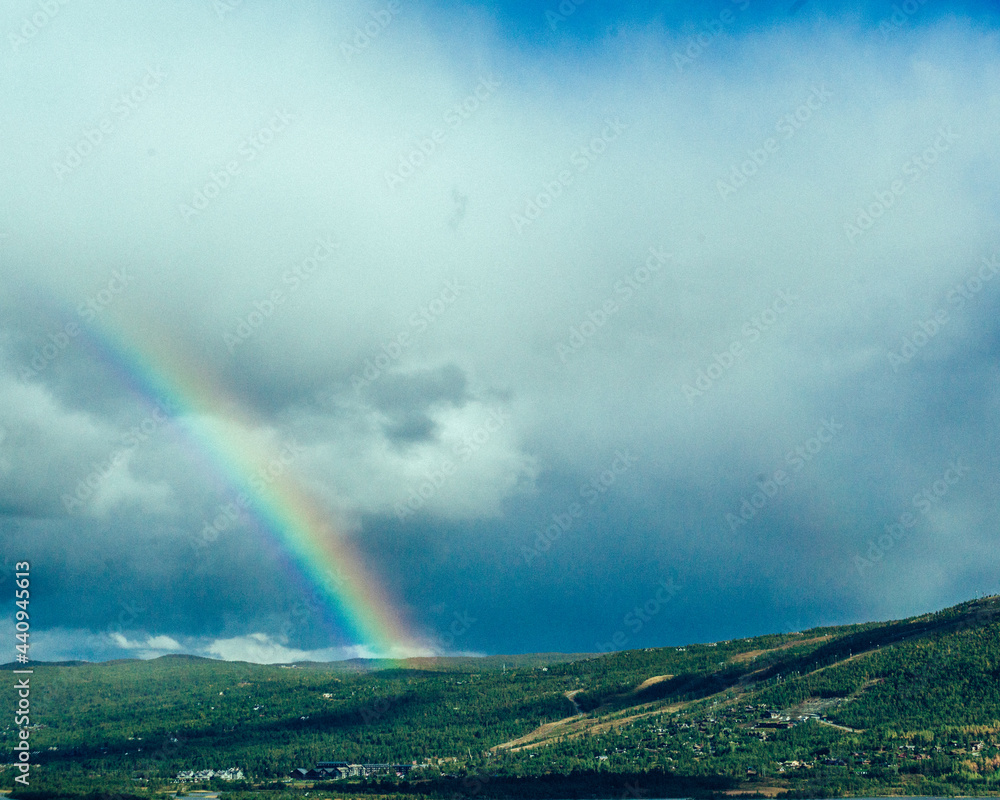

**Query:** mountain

left=5, top=594, right=1000, bottom=799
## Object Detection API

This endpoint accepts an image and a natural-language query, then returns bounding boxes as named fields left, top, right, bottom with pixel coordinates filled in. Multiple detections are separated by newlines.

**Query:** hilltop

left=0, top=652, right=592, bottom=673
left=5, top=594, right=1000, bottom=798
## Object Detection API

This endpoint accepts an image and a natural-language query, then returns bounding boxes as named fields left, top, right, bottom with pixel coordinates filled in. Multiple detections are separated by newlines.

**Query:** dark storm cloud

left=1, top=0, right=999, bottom=661
left=364, top=363, right=470, bottom=444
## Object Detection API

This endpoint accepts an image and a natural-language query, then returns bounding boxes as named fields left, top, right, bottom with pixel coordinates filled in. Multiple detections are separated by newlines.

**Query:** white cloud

left=201, top=633, right=434, bottom=663
left=0, top=372, right=176, bottom=516
left=109, top=632, right=183, bottom=659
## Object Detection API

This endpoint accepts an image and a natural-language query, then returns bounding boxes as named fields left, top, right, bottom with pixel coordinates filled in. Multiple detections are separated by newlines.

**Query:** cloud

left=202, top=633, right=436, bottom=663
left=1, top=0, right=999, bottom=658
left=0, top=371, right=174, bottom=516
left=202, top=633, right=340, bottom=664
left=30, top=628, right=437, bottom=664
left=110, top=632, right=183, bottom=659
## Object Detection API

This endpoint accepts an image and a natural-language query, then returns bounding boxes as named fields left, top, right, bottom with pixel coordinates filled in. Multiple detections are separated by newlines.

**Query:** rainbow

left=75, top=314, right=422, bottom=660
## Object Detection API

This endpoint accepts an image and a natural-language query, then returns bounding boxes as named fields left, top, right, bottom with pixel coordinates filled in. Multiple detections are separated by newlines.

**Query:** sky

left=1, top=0, right=1000, bottom=664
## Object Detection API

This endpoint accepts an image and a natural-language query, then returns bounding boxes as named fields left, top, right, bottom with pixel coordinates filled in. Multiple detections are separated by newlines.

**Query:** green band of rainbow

left=77, top=315, right=420, bottom=659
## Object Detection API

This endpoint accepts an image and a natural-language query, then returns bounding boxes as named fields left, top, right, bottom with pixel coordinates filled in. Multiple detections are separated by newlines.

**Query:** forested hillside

left=5, top=595, right=1000, bottom=798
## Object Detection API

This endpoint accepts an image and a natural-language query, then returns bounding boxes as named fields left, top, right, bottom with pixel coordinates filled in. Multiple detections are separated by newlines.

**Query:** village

left=173, top=768, right=244, bottom=783
left=288, top=761, right=419, bottom=781
left=592, top=699, right=998, bottom=779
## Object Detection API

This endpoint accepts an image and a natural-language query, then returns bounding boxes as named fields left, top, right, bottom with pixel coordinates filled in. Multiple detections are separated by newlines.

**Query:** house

left=174, top=768, right=243, bottom=782
left=304, top=768, right=336, bottom=780
left=293, top=762, right=417, bottom=781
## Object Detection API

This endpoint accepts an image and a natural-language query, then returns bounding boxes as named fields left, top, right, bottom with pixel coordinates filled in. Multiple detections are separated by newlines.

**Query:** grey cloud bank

left=0, top=0, right=999, bottom=660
